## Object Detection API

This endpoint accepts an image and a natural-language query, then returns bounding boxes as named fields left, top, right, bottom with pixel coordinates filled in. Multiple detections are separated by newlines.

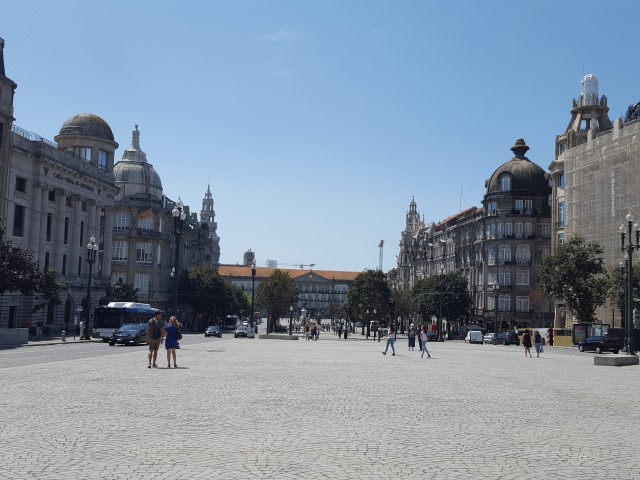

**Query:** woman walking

left=522, top=329, right=533, bottom=358
left=382, top=325, right=396, bottom=356
left=419, top=325, right=431, bottom=359
left=534, top=330, right=542, bottom=357
left=165, top=316, right=180, bottom=368
left=408, top=324, right=416, bottom=351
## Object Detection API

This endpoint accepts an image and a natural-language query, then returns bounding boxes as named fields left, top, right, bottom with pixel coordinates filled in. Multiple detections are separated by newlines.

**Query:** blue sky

left=3, top=1, right=640, bottom=272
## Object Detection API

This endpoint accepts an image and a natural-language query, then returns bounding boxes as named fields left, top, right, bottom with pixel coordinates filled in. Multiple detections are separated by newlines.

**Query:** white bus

left=93, top=302, right=162, bottom=341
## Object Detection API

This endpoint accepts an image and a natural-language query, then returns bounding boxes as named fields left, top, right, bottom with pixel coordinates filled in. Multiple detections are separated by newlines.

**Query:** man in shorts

left=147, top=312, right=165, bottom=368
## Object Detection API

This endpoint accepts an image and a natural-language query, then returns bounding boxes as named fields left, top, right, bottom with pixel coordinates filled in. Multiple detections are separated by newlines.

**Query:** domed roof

left=485, top=139, right=549, bottom=195
left=59, top=113, right=115, bottom=142
left=114, top=126, right=163, bottom=199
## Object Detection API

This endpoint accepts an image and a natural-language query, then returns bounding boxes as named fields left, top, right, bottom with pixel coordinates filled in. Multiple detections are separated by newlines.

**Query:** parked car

left=204, top=325, right=222, bottom=338
left=234, top=326, right=248, bottom=338
left=578, top=336, right=620, bottom=354
left=493, top=332, right=521, bottom=346
left=483, top=333, right=497, bottom=344
left=108, top=323, right=147, bottom=346
left=465, top=330, right=483, bottom=344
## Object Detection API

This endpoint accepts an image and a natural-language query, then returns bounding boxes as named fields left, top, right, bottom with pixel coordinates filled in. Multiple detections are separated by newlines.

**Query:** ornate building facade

left=391, top=139, right=553, bottom=332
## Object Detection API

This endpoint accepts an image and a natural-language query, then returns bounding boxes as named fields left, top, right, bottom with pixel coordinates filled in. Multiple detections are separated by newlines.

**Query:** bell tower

left=200, top=184, right=220, bottom=265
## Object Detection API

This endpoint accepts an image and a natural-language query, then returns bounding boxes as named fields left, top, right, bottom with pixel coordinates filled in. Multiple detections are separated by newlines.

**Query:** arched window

left=500, top=175, right=511, bottom=192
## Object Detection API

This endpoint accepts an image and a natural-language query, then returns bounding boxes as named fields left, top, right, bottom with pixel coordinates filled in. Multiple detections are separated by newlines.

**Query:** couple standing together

left=382, top=325, right=432, bottom=358
left=147, top=312, right=181, bottom=369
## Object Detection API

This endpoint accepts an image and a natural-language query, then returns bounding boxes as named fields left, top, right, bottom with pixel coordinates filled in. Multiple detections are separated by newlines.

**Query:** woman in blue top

left=165, top=316, right=180, bottom=368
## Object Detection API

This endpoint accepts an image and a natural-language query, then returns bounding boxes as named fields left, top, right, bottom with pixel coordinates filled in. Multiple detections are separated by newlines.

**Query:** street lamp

left=439, top=267, right=444, bottom=341
left=251, top=261, right=256, bottom=331
left=171, top=197, right=187, bottom=320
left=289, top=305, right=294, bottom=336
left=366, top=309, right=370, bottom=338
left=494, top=283, right=500, bottom=334
left=83, top=235, right=98, bottom=340
left=619, top=211, right=639, bottom=355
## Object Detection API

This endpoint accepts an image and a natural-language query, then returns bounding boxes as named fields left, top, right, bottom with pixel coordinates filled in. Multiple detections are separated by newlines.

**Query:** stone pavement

left=2, top=335, right=640, bottom=479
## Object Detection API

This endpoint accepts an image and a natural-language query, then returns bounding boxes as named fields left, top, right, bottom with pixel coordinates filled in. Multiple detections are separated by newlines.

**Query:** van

left=465, top=330, right=483, bottom=344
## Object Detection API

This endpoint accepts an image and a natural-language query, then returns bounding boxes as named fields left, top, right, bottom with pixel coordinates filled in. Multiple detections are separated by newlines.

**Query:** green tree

left=391, top=288, right=414, bottom=331
left=110, top=278, right=139, bottom=302
left=607, top=261, right=640, bottom=317
left=180, top=266, right=231, bottom=323
left=255, top=270, right=298, bottom=333
left=344, top=270, right=393, bottom=333
left=227, top=283, right=251, bottom=319
left=412, top=272, right=472, bottom=328
left=0, top=240, right=41, bottom=295
left=539, top=235, right=609, bottom=323
left=32, top=268, right=67, bottom=322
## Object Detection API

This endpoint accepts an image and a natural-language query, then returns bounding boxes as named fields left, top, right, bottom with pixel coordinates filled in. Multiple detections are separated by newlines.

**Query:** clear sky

left=3, top=1, right=640, bottom=272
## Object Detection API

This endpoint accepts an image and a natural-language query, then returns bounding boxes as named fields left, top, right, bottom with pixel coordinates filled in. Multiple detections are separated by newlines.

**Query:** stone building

left=0, top=38, right=218, bottom=336
left=549, top=74, right=640, bottom=330
left=391, top=139, right=553, bottom=332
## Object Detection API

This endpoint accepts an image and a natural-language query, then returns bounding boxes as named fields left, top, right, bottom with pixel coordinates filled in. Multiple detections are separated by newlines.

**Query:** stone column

left=28, top=182, right=42, bottom=253
left=38, top=184, right=49, bottom=268
left=102, top=206, right=114, bottom=280
left=68, top=195, right=82, bottom=279
left=53, top=189, right=66, bottom=274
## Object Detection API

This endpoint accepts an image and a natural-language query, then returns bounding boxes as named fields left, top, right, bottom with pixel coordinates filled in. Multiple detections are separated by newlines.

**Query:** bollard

left=61, top=330, right=66, bottom=342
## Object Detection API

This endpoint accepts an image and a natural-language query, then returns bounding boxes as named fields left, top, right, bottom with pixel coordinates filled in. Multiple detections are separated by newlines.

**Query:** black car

left=205, top=325, right=222, bottom=338
left=109, top=323, right=147, bottom=346
left=578, top=336, right=619, bottom=354
left=493, top=332, right=521, bottom=346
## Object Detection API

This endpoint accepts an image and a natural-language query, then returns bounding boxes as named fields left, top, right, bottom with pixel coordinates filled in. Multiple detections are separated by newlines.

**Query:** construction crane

left=378, top=240, right=384, bottom=271
left=265, top=261, right=316, bottom=269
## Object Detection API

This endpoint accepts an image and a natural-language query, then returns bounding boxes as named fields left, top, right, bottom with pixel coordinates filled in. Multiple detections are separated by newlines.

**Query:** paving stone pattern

left=2, top=337, right=640, bottom=479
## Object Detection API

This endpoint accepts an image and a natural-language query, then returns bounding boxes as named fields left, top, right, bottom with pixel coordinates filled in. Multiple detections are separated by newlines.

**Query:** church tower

left=200, top=184, right=220, bottom=265
left=397, top=197, right=423, bottom=290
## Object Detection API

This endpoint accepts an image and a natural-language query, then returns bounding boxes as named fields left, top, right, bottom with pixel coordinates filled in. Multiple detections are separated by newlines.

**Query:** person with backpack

left=147, top=311, right=165, bottom=368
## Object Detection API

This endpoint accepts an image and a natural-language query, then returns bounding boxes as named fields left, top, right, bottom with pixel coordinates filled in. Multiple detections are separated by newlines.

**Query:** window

left=112, top=273, right=128, bottom=285
left=516, top=270, right=529, bottom=285
left=497, top=223, right=504, bottom=238
left=77, top=256, right=82, bottom=277
left=498, top=245, right=511, bottom=263
left=524, top=223, right=533, bottom=237
left=498, top=270, right=510, bottom=286
left=44, top=252, right=50, bottom=270
left=15, top=177, right=27, bottom=193
left=66, top=196, right=72, bottom=207
left=112, top=241, right=129, bottom=262
left=81, top=201, right=87, bottom=212
left=542, top=224, right=550, bottom=237
left=558, top=174, right=565, bottom=188
left=64, top=217, right=69, bottom=244
left=62, top=254, right=67, bottom=275
left=500, top=175, right=511, bottom=192
left=524, top=200, right=533, bottom=211
left=0, top=122, right=3, bottom=147
left=156, top=244, right=161, bottom=266
left=49, top=190, right=56, bottom=202
left=515, top=222, right=523, bottom=239
left=488, top=201, right=497, bottom=214
left=114, top=212, right=131, bottom=231
left=516, top=245, right=530, bottom=264
left=542, top=248, right=550, bottom=261
left=98, top=150, right=108, bottom=171
left=504, top=222, right=513, bottom=237
left=79, top=222, right=84, bottom=247
left=134, top=273, right=150, bottom=295
left=137, top=216, right=153, bottom=232
left=558, top=201, right=566, bottom=227
left=13, top=204, right=25, bottom=237
left=46, top=213, right=52, bottom=241
left=516, top=296, right=529, bottom=313
left=498, top=296, right=511, bottom=312
left=135, top=241, right=152, bottom=264
left=74, top=146, right=92, bottom=161
left=515, top=199, right=523, bottom=212
left=488, top=295, right=496, bottom=311
left=558, top=232, right=565, bottom=244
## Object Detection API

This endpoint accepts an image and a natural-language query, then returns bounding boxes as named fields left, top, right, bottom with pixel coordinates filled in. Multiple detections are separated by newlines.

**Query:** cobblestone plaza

left=2, top=335, right=639, bottom=479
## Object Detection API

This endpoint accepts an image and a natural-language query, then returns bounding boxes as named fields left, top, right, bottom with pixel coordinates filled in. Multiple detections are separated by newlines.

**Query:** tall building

left=550, top=74, right=640, bottom=329
left=200, top=184, right=220, bottom=265
left=391, top=139, right=553, bottom=332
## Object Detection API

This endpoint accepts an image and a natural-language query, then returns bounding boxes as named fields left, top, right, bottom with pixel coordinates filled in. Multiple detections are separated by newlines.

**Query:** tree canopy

left=109, top=278, right=139, bottom=302
left=32, top=268, right=67, bottom=315
left=255, top=270, right=298, bottom=333
left=412, top=272, right=472, bottom=325
left=539, top=235, right=608, bottom=323
left=0, top=240, right=41, bottom=295
left=344, top=269, right=393, bottom=324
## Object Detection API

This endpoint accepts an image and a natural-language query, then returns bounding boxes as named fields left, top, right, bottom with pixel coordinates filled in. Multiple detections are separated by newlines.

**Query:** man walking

left=147, top=311, right=165, bottom=368
left=36, top=319, right=43, bottom=339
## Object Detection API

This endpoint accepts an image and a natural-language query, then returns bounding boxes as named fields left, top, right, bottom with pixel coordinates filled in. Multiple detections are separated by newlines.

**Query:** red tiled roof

left=217, top=265, right=361, bottom=282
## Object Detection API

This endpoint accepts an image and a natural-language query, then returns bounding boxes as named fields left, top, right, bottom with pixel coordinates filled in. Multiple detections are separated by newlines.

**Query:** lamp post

left=439, top=267, right=444, bottom=341
left=289, top=305, right=294, bottom=336
left=83, top=235, right=98, bottom=340
left=171, top=197, right=186, bottom=320
left=366, top=309, right=370, bottom=338
left=251, top=261, right=256, bottom=331
left=494, top=284, right=499, bottom=334
left=619, top=212, right=639, bottom=355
